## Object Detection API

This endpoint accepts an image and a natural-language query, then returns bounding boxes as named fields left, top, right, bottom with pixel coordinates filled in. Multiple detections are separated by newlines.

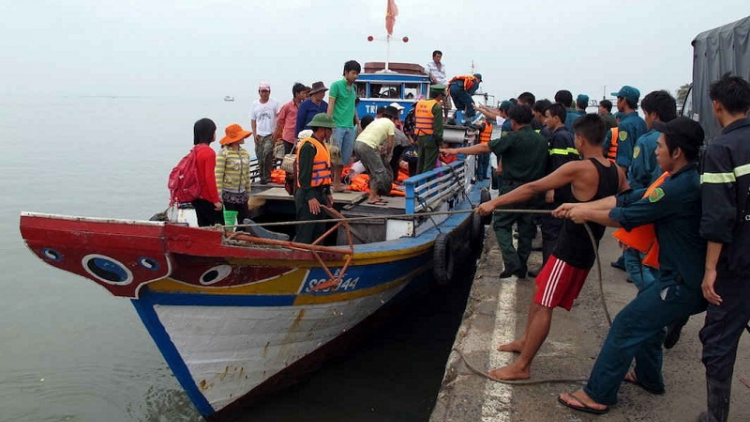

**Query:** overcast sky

left=2, top=0, right=749, bottom=103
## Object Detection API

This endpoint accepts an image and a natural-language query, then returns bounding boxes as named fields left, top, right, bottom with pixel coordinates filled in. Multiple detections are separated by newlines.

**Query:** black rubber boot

left=697, top=378, right=731, bottom=422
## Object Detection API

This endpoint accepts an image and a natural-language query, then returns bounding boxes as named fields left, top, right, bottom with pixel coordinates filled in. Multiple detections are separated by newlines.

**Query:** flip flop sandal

left=366, top=200, right=389, bottom=206
left=557, top=392, right=610, bottom=415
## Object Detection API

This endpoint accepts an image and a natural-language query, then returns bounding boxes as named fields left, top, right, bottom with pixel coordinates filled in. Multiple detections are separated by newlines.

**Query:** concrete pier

left=430, top=230, right=750, bottom=422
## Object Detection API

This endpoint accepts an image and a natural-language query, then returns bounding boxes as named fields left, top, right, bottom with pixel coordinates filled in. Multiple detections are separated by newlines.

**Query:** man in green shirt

left=414, top=84, right=446, bottom=174
left=442, top=105, right=548, bottom=278
left=327, top=60, right=361, bottom=192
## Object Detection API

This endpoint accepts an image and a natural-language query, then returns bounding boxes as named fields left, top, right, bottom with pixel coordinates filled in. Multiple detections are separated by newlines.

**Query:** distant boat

left=224, top=96, right=235, bottom=102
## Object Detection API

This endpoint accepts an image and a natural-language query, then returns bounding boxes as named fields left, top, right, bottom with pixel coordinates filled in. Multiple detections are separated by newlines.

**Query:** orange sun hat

left=220, top=123, right=252, bottom=145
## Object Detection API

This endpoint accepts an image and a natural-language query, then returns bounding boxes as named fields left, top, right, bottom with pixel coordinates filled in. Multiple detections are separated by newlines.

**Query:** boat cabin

left=355, top=62, right=431, bottom=119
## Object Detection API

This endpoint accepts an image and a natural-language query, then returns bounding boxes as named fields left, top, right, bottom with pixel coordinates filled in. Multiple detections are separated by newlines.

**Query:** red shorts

left=534, top=255, right=590, bottom=311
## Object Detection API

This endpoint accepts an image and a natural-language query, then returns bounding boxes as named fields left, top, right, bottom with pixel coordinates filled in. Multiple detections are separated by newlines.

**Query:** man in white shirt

left=251, top=82, right=280, bottom=184
left=425, top=50, right=451, bottom=119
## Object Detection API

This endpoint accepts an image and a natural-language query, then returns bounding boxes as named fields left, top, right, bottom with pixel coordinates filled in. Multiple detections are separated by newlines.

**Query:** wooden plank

left=254, top=188, right=367, bottom=205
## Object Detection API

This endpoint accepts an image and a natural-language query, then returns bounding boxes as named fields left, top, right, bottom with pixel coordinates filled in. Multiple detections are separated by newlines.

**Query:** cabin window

left=370, top=83, right=402, bottom=99
left=404, top=83, right=421, bottom=100
left=355, top=82, right=368, bottom=98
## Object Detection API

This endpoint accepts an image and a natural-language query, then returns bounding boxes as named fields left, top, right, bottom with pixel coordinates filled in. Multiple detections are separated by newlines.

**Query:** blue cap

left=499, top=100, right=512, bottom=111
left=473, top=73, right=482, bottom=82
left=576, top=94, right=589, bottom=104
left=611, top=86, right=640, bottom=102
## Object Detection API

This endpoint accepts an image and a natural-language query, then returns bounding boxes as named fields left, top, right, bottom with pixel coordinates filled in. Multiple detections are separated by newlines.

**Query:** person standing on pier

left=697, top=74, right=750, bottom=422
left=442, top=104, right=549, bottom=279
left=472, top=114, right=625, bottom=381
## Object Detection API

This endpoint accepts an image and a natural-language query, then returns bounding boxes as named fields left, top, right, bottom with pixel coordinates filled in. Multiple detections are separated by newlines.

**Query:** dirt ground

left=430, top=229, right=750, bottom=422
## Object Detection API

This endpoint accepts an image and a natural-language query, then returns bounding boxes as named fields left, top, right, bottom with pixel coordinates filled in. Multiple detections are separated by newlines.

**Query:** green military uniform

left=601, top=112, right=618, bottom=128
left=416, top=85, right=445, bottom=174
left=488, top=126, right=549, bottom=274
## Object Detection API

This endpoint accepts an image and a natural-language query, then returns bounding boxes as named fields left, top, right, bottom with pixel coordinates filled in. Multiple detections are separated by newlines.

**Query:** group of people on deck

left=438, top=72, right=750, bottom=421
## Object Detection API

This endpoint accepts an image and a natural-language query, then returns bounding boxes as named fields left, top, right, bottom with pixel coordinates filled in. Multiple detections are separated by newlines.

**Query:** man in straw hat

left=294, top=113, right=335, bottom=244
left=414, top=84, right=446, bottom=174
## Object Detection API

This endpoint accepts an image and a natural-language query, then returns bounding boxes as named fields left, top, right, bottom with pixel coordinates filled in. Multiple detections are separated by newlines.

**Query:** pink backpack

left=168, top=146, right=201, bottom=205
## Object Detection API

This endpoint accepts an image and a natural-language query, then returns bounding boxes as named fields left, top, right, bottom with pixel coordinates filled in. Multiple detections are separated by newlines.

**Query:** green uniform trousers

left=294, top=187, right=329, bottom=244
left=416, top=135, right=439, bottom=174
left=491, top=183, right=539, bottom=271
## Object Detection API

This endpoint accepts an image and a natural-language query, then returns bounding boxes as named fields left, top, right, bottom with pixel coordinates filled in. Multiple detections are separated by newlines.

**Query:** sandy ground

left=430, top=229, right=750, bottom=422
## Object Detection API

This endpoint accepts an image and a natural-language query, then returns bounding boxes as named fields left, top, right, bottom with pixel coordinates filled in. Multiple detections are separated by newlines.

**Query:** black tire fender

left=470, top=212, right=485, bottom=250
left=433, top=233, right=455, bottom=285
left=479, top=188, right=492, bottom=225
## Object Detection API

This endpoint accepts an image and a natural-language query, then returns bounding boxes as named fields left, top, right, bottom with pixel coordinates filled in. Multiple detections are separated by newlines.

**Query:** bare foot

left=497, top=338, right=524, bottom=353
left=488, top=363, right=530, bottom=381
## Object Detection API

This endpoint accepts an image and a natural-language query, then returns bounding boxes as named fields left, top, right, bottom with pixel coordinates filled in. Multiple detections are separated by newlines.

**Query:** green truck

left=682, top=15, right=750, bottom=143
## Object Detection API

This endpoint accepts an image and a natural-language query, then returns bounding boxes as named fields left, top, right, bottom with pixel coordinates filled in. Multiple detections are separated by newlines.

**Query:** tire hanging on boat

left=479, top=188, right=492, bottom=225
left=469, top=212, right=485, bottom=251
left=433, top=232, right=455, bottom=285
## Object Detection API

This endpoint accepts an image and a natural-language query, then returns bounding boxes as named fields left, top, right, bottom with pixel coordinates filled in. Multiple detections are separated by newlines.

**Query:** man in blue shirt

left=555, top=117, right=707, bottom=415
left=623, top=90, right=678, bottom=294
left=602, top=85, right=648, bottom=170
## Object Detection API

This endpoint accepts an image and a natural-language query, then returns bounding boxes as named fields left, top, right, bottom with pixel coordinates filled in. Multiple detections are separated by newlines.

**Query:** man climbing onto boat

left=448, top=73, right=482, bottom=119
left=472, top=114, right=626, bottom=381
left=294, top=113, right=335, bottom=244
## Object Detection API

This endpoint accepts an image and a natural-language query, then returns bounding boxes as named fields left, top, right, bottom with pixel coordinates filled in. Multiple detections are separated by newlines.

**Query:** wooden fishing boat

left=20, top=157, right=490, bottom=421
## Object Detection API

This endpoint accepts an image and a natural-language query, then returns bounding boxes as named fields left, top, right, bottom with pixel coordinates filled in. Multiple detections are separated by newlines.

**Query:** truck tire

left=479, top=188, right=492, bottom=224
left=470, top=212, right=485, bottom=251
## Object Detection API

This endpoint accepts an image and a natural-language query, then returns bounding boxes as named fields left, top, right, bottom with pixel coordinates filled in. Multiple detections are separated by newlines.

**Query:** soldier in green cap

left=414, top=84, right=446, bottom=174
left=294, top=113, right=335, bottom=244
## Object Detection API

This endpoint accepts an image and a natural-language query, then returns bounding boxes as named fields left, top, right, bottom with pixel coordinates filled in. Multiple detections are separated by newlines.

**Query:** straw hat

left=220, top=123, right=252, bottom=145
left=309, top=81, right=329, bottom=95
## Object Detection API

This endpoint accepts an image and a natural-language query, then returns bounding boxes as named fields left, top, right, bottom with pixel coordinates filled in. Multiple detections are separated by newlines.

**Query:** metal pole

left=385, top=34, right=391, bottom=71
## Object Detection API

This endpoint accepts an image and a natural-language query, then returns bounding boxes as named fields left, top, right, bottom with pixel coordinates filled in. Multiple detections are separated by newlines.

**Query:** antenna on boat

left=367, top=0, right=407, bottom=72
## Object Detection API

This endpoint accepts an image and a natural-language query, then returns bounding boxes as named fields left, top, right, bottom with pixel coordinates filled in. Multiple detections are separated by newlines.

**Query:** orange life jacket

left=296, top=137, right=332, bottom=188
left=606, top=127, right=619, bottom=163
left=448, top=75, right=479, bottom=92
left=479, top=121, right=493, bottom=144
left=414, top=99, right=438, bottom=135
left=612, top=171, right=669, bottom=268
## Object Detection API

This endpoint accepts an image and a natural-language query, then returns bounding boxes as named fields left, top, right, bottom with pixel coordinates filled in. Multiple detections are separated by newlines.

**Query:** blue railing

left=403, top=161, right=466, bottom=214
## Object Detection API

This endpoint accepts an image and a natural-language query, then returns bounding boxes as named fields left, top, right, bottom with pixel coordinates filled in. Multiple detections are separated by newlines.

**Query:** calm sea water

left=0, top=96, right=474, bottom=422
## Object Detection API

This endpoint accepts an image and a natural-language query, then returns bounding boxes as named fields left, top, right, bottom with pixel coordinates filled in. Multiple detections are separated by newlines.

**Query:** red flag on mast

left=385, top=0, right=398, bottom=35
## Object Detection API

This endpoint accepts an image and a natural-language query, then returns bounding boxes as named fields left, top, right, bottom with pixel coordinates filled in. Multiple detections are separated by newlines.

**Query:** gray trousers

left=255, top=134, right=275, bottom=184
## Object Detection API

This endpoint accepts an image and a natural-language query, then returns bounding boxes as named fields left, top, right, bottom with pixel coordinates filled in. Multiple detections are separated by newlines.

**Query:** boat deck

left=254, top=186, right=407, bottom=214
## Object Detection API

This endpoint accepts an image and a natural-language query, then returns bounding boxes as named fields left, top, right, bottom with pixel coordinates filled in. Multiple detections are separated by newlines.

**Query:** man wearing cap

left=294, top=113, right=335, bottom=244
left=414, top=85, right=446, bottom=174
left=602, top=85, right=648, bottom=171
left=556, top=116, right=707, bottom=415
left=354, top=106, right=400, bottom=205
left=697, top=74, right=750, bottom=422
left=275, top=83, right=309, bottom=155
left=448, top=73, right=482, bottom=119
left=599, top=100, right=618, bottom=128
left=296, top=82, right=329, bottom=137
left=251, top=82, right=280, bottom=184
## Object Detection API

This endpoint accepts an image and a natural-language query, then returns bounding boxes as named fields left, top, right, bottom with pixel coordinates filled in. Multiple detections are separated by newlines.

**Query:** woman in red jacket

left=191, top=118, right=223, bottom=227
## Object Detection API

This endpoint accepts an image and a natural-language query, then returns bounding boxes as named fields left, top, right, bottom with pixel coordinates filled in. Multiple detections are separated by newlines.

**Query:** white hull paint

left=154, top=285, right=405, bottom=412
